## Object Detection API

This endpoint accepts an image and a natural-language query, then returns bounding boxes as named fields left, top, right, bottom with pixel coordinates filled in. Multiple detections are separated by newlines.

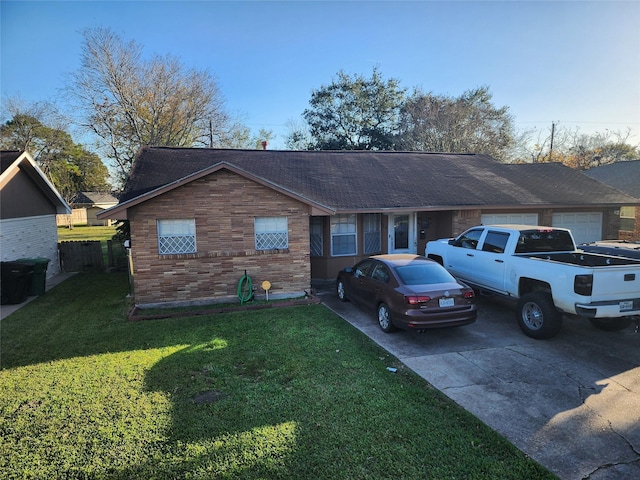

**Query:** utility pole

left=548, top=122, right=555, bottom=162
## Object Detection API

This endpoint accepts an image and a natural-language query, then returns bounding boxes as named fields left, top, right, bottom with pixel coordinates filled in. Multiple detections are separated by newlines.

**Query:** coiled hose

left=237, top=270, right=253, bottom=304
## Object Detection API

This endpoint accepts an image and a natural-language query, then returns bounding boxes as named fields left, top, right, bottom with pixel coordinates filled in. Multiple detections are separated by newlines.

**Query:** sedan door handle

left=495, top=259, right=504, bottom=263
left=466, top=253, right=474, bottom=257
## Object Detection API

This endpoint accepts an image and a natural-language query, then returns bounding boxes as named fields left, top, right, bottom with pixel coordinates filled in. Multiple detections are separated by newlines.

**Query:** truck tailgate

left=591, top=266, right=640, bottom=300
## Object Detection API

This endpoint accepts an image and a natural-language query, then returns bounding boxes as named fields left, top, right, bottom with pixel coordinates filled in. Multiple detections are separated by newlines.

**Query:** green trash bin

left=16, top=257, right=50, bottom=296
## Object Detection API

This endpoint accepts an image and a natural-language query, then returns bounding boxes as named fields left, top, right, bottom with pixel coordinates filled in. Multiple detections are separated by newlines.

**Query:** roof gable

left=0, top=150, right=71, bottom=215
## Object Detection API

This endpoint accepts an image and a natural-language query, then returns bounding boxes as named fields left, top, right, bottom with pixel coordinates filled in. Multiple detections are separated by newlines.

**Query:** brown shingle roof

left=119, top=147, right=639, bottom=211
left=583, top=160, right=640, bottom=199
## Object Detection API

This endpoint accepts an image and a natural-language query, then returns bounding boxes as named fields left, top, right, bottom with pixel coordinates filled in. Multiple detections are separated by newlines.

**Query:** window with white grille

left=331, top=214, right=356, bottom=256
left=255, top=217, right=288, bottom=250
left=157, top=219, right=196, bottom=255
left=363, top=213, right=381, bottom=254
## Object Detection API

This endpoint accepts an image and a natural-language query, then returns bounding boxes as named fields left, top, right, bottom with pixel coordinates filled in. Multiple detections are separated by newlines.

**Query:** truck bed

left=524, top=252, right=640, bottom=267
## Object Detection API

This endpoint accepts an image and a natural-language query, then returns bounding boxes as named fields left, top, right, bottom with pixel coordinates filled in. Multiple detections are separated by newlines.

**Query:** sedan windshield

left=395, top=263, right=456, bottom=285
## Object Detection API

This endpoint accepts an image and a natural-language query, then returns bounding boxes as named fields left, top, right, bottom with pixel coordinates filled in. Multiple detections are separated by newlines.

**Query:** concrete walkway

left=317, top=287, right=640, bottom=480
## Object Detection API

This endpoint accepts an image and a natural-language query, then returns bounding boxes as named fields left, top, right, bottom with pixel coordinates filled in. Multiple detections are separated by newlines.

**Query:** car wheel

left=516, top=292, right=563, bottom=339
left=588, top=317, right=632, bottom=331
left=336, top=280, right=348, bottom=302
left=377, top=303, right=396, bottom=333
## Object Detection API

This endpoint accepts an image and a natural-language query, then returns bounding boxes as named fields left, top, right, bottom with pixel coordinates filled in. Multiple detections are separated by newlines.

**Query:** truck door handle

left=495, top=259, right=504, bottom=263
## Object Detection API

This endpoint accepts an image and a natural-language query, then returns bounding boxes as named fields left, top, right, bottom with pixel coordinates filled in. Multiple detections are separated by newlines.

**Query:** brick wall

left=129, top=170, right=311, bottom=306
left=451, top=209, right=481, bottom=234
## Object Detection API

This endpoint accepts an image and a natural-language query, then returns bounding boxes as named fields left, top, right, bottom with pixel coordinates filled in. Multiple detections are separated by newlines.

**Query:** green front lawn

left=57, top=225, right=118, bottom=243
left=0, top=273, right=555, bottom=479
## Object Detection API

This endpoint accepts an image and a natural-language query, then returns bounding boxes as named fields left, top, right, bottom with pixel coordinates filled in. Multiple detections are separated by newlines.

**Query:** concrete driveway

left=318, top=288, right=640, bottom=480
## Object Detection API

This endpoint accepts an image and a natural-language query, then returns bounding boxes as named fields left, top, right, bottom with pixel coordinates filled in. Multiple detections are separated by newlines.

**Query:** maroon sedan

left=336, top=254, right=477, bottom=332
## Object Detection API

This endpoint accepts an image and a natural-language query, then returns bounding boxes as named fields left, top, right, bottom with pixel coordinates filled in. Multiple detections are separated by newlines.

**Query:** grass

left=0, top=272, right=555, bottom=479
left=57, top=225, right=118, bottom=243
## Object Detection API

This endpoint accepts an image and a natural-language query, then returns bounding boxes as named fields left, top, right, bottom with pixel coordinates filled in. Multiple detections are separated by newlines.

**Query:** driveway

left=318, top=288, right=640, bottom=480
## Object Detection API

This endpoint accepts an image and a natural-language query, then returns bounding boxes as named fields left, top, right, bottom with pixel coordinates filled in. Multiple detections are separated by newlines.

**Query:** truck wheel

left=516, top=292, right=563, bottom=339
left=427, top=254, right=444, bottom=266
left=588, top=317, right=632, bottom=331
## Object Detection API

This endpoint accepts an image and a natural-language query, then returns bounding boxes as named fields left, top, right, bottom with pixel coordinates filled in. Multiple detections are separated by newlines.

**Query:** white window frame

left=331, top=214, right=357, bottom=256
left=255, top=216, right=289, bottom=250
left=620, top=206, right=636, bottom=232
left=157, top=219, right=196, bottom=255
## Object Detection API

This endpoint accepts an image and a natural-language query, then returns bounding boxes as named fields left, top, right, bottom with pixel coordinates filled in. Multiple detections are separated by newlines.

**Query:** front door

left=388, top=213, right=416, bottom=254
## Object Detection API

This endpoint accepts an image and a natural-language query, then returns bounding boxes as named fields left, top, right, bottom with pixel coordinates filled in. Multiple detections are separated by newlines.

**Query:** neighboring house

left=99, top=147, right=639, bottom=307
left=57, top=191, right=119, bottom=227
left=584, top=160, right=640, bottom=241
left=1, top=150, right=71, bottom=278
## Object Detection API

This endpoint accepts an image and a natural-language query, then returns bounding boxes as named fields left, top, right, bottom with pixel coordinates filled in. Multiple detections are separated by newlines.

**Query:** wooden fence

left=58, top=241, right=104, bottom=272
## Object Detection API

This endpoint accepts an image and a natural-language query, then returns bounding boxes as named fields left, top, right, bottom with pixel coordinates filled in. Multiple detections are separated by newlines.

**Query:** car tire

left=588, top=317, right=632, bottom=332
left=336, top=280, right=348, bottom=302
left=377, top=303, right=397, bottom=333
left=516, top=292, right=563, bottom=339
left=427, top=254, right=444, bottom=266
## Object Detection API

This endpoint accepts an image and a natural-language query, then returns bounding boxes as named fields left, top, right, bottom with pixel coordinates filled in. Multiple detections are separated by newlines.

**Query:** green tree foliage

left=67, top=27, right=243, bottom=187
left=288, top=71, right=515, bottom=159
left=300, top=68, right=406, bottom=150
left=0, top=113, right=110, bottom=202
left=397, top=86, right=515, bottom=159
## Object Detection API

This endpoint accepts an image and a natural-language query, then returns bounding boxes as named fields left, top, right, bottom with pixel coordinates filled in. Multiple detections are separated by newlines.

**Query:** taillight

left=405, top=295, right=431, bottom=305
left=462, top=290, right=475, bottom=299
left=574, top=274, right=593, bottom=296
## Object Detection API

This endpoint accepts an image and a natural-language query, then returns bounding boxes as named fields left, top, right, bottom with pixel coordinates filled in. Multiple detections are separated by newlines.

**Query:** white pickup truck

left=425, top=225, right=640, bottom=339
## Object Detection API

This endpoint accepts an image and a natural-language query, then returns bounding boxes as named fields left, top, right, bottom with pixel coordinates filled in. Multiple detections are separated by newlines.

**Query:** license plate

left=620, top=300, right=633, bottom=312
left=439, top=298, right=455, bottom=308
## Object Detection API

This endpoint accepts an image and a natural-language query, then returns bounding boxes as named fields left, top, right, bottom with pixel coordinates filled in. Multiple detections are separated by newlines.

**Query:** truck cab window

left=454, top=229, right=483, bottom=250
left=483, top=231, right=510, bottom=254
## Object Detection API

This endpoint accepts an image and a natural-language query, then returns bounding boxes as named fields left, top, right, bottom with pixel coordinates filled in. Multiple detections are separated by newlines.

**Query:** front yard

left=0, top=272, right=554, bottom=479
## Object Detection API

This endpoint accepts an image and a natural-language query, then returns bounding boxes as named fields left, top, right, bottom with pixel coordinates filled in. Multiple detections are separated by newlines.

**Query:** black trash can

left=16, top=258, right=50, bottom=296
left=1, top=262, right=34, bottom=305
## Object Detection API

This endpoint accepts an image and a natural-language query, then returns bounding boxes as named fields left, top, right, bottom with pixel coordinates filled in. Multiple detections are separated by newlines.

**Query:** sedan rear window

left=395, top=264, right=456, bottom=285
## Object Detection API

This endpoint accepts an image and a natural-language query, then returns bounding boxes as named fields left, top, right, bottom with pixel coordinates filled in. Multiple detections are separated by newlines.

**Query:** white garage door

left=481, top=213, right=538, bottom=226
left=552, top=212, right=602, bottom=244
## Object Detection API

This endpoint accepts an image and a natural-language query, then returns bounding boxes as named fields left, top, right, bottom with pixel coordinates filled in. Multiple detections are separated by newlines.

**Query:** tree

left=514, top=125, right=639, bottom=169
left=396, top=86, right=516, bottom=160
left=0, top=105, right=110, bottom=204
left=298, top=68, right=406, bottom=150
left=66, top=27, right=239, bottom=187
left=284, top=118, right=312, bottom=150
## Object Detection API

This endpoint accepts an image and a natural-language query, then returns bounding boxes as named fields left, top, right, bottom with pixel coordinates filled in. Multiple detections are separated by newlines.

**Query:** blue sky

left=2, top=0, right=639, bottom=149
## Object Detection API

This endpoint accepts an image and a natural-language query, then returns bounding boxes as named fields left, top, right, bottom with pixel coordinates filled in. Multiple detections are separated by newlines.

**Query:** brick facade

left=129, top=170, right=311, bottom=306
left=451, top=209, right=482, bottom=234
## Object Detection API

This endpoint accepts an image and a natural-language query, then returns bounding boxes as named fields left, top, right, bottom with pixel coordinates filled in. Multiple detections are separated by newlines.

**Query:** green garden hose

left=237, top=270, right=253, bottom=304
